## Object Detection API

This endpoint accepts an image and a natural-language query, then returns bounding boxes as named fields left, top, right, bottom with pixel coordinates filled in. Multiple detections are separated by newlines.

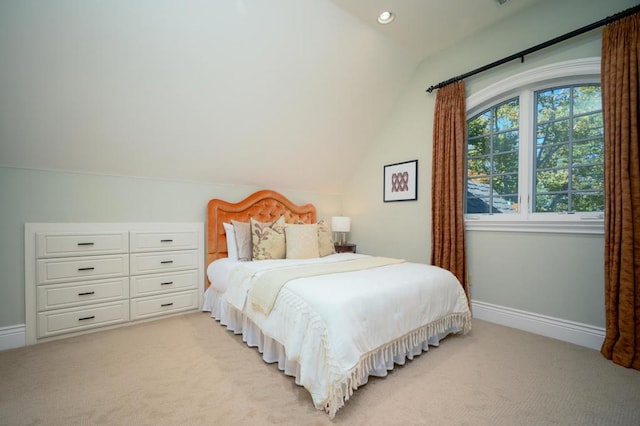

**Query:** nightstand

left=334, top=243, right=356, bottom=253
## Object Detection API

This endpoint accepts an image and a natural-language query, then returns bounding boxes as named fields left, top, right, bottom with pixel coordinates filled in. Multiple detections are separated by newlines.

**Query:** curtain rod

left=425, top=4, right=640, bottom=93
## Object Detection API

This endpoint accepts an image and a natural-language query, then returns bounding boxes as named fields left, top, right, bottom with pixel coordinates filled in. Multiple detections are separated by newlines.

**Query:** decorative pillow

left=251, top=216, right=286, bottom=260
left=231, top=220, right=252, bottom=261
left=285, top=224, right=319, bottom=259
left=317, top=219, right=336, bottom=257
left=222, top=222, right=238, bottom=261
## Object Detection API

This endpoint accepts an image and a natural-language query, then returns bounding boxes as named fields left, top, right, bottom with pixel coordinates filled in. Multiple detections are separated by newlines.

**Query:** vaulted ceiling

left=0, top=0, right=543, bottom=193
left=331, top=0, right=544, bottom=61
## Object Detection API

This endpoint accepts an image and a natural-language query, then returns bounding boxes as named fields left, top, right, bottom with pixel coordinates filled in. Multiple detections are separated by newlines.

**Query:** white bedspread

left=204, top=254, right=471, bottom=418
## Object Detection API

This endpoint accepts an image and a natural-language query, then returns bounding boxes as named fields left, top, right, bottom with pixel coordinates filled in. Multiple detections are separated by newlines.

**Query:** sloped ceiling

left=0, top=0, right=541, bottom=193
left=331, top=0, right=545, bottom=61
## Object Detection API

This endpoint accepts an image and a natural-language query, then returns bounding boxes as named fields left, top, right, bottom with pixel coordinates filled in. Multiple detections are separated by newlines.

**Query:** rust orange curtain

left=601, top=12, right=640, bottom=370
left=430, top=81, right=468, bottom=299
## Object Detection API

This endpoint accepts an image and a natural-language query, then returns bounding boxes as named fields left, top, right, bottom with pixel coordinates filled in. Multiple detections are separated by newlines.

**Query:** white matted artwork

left=383, top=160, right=418, bottom=202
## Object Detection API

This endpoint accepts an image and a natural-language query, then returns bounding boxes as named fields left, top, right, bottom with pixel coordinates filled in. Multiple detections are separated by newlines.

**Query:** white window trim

left=465, top=215, right=604, bottom=234
left=465, top=57, right=604, bottom=235
left=467, top=57, right=601, bottom=110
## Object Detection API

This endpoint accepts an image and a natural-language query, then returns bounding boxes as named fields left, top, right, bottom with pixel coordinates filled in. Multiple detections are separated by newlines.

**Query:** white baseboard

left=1, top=304, right=606, bottom=352
left=471, top=300, right=605, bottom=351
left=0, top=324, right=26, bottom=351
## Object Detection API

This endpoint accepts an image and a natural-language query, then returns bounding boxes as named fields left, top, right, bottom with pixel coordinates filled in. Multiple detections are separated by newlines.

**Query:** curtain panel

left=430, top=81, right=469, bottom=300
left=601, top=12, right=640, bottom=370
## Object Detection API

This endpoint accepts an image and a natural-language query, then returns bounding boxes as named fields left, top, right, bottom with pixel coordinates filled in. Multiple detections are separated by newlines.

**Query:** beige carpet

left=1, top=313, right=639, bottom=426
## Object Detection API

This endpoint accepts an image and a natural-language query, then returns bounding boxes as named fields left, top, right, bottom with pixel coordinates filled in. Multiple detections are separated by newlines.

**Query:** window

left=464, top=58, right=604, bottom=234
left=533, top=86, right=604, bottom=213
left=467, top=98, right=520, bottom=214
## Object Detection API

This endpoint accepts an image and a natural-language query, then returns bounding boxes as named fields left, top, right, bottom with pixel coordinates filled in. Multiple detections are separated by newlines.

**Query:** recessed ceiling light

left=377, top=11, right=395, bottom=25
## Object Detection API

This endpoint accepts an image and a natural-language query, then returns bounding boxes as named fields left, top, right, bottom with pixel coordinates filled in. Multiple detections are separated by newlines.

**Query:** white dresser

left=129, top=230, right=200, bottom=321
left=25, top=223, right=204, bottom=345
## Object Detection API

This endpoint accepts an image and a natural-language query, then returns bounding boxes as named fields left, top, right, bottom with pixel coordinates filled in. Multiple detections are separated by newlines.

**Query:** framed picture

left=383, top=160, right=418, bottom=202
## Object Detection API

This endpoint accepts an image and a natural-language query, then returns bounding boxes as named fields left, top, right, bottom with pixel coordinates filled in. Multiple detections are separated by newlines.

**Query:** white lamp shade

left=331, top=216, right=351, bottom=233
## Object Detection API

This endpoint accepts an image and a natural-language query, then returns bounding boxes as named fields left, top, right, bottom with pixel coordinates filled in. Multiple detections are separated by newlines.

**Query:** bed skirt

left=202, top=286, right=468, bottom=417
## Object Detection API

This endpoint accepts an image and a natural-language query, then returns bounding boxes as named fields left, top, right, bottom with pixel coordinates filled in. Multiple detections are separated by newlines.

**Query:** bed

left=202, top=190, right=471, bottom=418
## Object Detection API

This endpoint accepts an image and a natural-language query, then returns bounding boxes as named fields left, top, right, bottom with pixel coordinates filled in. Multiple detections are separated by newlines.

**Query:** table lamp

left=331, top=216, right=351, bottom=245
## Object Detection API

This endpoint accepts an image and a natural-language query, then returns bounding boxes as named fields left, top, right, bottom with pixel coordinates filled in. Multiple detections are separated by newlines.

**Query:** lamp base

left=339, top=232, right=347, bottom=245
left=334, top=232, right=348, bottom=245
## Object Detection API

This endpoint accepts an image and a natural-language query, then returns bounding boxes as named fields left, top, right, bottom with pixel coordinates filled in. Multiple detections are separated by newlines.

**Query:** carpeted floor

left=1, top=313, right=639, bottom=426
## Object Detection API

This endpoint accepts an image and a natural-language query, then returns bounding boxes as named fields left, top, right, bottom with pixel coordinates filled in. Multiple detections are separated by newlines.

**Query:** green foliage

left=534, top=85, right=603, bottom=212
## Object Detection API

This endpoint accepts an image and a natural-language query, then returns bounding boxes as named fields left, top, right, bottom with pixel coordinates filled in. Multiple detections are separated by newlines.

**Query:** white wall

left=0, top=166, right=341, bottom=328
left=0, top=0, right=416, bottom=194
left=343, top=0, right=636, bottom=329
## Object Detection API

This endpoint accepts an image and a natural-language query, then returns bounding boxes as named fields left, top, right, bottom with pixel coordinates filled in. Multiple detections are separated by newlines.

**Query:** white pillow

left=231, top=220, right=252, bottom=261
left=223, top=222, right=239, bottom=261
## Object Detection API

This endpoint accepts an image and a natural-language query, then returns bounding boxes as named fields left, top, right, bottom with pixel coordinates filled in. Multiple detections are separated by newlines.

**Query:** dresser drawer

left=37, top=277, right=129, bottom=311
left=130, top=270, right=198, bottom=298
left=37, top=254, right=129, bottom=285
left=130, top=290, right=198, bottom=320
left=36, top=232, right=128, bottom=258
left=36, top=300, right=129, bottom=338
left=130, top=231, right=198, bottom=253
left=129, top=251, right=198, bottom=275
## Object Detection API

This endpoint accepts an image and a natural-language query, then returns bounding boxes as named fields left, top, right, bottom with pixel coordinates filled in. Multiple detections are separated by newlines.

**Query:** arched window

left=464, top=58, right=603, bottom=234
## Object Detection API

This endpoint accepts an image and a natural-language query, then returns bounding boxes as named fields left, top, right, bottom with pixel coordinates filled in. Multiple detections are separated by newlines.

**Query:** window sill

left=464, top=217, right=604, bottom=235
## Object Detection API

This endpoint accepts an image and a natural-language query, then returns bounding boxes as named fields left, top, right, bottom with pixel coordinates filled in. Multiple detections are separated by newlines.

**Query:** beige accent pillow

left=251, top=216, right=286, bottom=260
left=285, top=224, right=319, bottom=259
left=317, top=219, right=336, bottom=257
left=231, top=220, right=252, bottom=261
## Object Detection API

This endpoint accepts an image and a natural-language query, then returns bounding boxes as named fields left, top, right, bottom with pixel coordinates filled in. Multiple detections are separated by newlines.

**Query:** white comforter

left=203, top=253, right=471, bottom=418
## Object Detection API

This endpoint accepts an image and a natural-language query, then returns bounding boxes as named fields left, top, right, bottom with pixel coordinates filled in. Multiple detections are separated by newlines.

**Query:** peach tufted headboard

left=206, top=190, right=317, bottom=284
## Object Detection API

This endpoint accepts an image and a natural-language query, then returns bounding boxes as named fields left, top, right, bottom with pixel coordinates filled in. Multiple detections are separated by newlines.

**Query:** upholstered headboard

left=206, top=190, right=317, bottom=274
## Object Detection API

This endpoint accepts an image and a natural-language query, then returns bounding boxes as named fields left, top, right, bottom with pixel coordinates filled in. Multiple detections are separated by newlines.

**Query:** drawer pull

left=160, top=239, right=173, bottom=243
left=78, top=291, right=95, bottom=296
left=77, top=242, right=95, bottom=246
left=78, top=267, right=95, bottom=271
left=161, top=302, right=174, bottom=307
left=78, top=315, right=95, bottom=321
left=160, top=260, right=173, bottom=264
left=160, top=281, right=173, bottom=286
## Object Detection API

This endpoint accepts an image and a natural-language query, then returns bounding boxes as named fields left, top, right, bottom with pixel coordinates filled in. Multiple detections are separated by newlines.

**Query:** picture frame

left=383, top=160, right=418, bottom=202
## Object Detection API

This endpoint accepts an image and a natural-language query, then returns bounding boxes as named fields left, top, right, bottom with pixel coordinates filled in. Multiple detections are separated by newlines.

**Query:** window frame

left=464, top=58, right=604, bottom=235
